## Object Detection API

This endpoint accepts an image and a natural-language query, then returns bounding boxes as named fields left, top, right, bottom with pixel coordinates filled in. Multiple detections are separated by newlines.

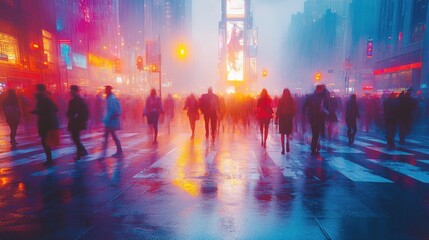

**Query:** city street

left=0, top=122, right=429, bottom=240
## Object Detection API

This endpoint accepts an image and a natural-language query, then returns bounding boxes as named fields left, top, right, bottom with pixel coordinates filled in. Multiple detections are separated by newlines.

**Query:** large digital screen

left=59, top=43, right=72, bottom=69
left=226, top=0, right=245, bottom=19
left=226, top=21, right=244, bottom=81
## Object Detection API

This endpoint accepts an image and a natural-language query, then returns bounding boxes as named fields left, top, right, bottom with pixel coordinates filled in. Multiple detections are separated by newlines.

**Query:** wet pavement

left=1, top=122, right=429, bottom=239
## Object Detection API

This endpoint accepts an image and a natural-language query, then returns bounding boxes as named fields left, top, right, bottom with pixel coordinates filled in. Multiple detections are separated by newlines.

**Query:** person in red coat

left=276, top=88, right=296, bottom=154
left=256, top=88, right=273, bottom=148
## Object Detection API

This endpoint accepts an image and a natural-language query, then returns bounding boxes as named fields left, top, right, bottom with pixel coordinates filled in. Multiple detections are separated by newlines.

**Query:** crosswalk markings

left=360, top=136, right=386, bottom=144
left=406, top=147, right=429, bottom=155
left=368, top=159, right=429, bottom=183
left=337, top=136, right=373, bottom=147
left=366, top=147, right=413, bottom=156
left=328, top=157, right=393, bottom=183
left=133, top=147, right=179, bottom=179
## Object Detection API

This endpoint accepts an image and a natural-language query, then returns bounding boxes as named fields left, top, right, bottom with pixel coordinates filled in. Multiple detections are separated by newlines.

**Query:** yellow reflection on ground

left=172, top=139, right=206, bottom=197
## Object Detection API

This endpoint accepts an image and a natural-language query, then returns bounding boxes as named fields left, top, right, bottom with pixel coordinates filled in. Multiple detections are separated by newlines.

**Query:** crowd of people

left=0, top=83, right=428, bottom=166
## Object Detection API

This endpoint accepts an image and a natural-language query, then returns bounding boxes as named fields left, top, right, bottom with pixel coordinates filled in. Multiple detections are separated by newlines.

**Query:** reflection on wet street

left=1, top=122, right=429, bottom=239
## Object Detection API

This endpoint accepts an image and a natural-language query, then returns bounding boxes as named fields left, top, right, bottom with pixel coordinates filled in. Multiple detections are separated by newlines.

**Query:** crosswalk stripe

left=268, top=152, right=301, bottom=180
left=133, top=147, right=180, bottom=179
left=368, top=159, right=429, bottom=183
left=359, top=136, right=386, bottom=144
left=406, top=147, right=429, bottom=155
left=366, top=147, right=413, bottom=156
left=337, top=135, right=373, bottom=147
left=328, top=157, right=393, bottom=183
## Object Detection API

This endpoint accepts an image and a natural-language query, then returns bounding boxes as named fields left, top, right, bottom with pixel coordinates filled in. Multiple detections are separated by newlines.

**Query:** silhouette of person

left=345, top=94, right=359, bottom=146
left=276, top=88, right=296, bottom=154
left=144, top=88, right=163, bottom=144
left=102, top=85, right=123, bottom=157
left=183, top=93, right=200, bottom=139
left=67, top=85, right=89, bottom=160
left=2, top=89, right=21, bottom=147
left=199, top=87, right=220, bottom=142
left=256, top=88, right=273, bottom=148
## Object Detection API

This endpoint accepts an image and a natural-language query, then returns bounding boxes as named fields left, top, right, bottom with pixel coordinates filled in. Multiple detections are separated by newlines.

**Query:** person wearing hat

left=31, top=84, right=59, bottom=166
left=67, top=85, right=89, bottom=160
left=102, top=85, right=123, bottom=157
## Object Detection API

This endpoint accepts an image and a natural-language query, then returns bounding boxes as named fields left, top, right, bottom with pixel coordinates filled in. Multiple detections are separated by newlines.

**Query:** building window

left=42, top=30, right=53, bottom=63
left=0, top=33, right=19, bottom=65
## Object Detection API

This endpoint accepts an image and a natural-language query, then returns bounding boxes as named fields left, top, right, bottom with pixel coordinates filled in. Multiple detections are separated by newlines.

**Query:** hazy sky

left=192, top=0, right=304, bottom=94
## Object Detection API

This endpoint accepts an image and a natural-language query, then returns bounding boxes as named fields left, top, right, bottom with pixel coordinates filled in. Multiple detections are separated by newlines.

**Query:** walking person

left=102, top=85, right=123, bottom=157
left=199, top=87, right=220, bottom=142
left=398, top=89, right=416, bottom=144
left=276, top=88, right=296, bottom=154
left=2, top=89, right=21, bottom=147
left=66, top=85, right=89, bottom=160
left=256, top=88, right=273, bottom=148
left=143, top=88, right=163, bottom=144
left=345, top=94, right=359, bottom=146
left=303, top=84, right=330, bottom=156
left=31, top=84, right=59, bottom=166
left=383, top=92, right=398, bottom=149
left=183, top=93, right=200, bottom=139
left=327, top=93, right=339, bottom=140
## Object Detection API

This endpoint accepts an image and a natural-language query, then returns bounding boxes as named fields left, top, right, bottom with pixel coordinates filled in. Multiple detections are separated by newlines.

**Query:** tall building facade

left=55, top=0, right=121, bottom=93
left=371, top=0, right=427, bottom=93
left=0, top=0, right=59, bottom=95
left=285, top=0, right=351, bottom=93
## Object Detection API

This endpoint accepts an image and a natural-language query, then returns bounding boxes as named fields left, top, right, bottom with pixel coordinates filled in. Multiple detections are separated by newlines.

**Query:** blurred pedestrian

left=327, top=92, right=339, bottom=140
left=276, top=88, right=296, bottom=154
left=383, top=92, right=398, bottom=149
left=102, top=85, right=123, bottom=157
left=143, top=88, right=163, bottom=144
left=256, top=88, right=273, bottom=148
left=31, top=84, right=59, bottom=166
left=164, top=93, right=175, bottom=135
left=303, top=84, right=329, bottom=156
left=2, top=89, right=21, bottom=147
left=67, top=85, right=89, bottom=160
left=183, top=93, right=199, bottom=139
left=200, top=87, right=220, bottom=142
left=345, top=94, right=359, bottom=146
left=398, top=88, right=416, bottom=144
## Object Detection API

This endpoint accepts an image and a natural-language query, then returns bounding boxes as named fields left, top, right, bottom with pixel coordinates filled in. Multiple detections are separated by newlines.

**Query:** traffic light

left=262, top=69, right=268, bottom=77
left=136, top=56, right=143, bottom=70
left=150, top=64, right=159, bottom=72
left=177, top=45, right=186, bottom=59
left=366, top=40, right=373, bottom=59
left=314, top=72, right=322, bottom=82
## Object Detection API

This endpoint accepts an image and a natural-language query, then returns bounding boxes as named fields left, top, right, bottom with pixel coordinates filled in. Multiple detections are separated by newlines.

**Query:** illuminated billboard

left=226, top=0, right=245, bottom=19
left=226, top=21, right=244, bottom=81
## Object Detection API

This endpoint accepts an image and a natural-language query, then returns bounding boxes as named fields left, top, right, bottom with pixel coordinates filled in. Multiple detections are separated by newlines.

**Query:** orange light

left=262, top=69, right=268, bottom=77
left=314, top=72, right=322, bottom=82
left=32, top=43, right=40, bottom=49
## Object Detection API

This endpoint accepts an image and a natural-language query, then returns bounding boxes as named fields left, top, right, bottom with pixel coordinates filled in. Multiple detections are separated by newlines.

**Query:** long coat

left=67, top=95, right=89, bottom=131
left=103, top=94, right=121, bottom=130
left=32, top=93, right=59, bottom=136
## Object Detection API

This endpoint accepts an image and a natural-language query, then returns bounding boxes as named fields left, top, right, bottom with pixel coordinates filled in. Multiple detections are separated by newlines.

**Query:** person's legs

left=286, top=134, right=290, bottom=153
left=310, top=119, right=320, bottom=155
left=8, top=120, right=18, bottom=145
left=351, top=122, right=357, bottom=143
left=263, top=121, right=269, bottom=148
left=259, top=122, right=264, bottom=146
left=204, top=115, right=210, bottom=139
left=110, top=129, right=123, bottom=154
left=189, top=117, right=196, bottom=138
left=211, top=115, right=218, bottom=141
left=41, top=132, right=52, bottom=164
left=280, top=133, right=285, bottom=154
left=347, top=122, right=352, bottom=145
